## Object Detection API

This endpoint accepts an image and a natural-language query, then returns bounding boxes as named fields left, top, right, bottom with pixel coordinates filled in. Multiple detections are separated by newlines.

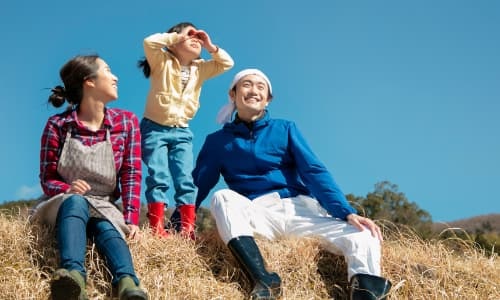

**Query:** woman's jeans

left=55, top=195, right=139, bottom=285
left=140, top=118, right=197, bottom=206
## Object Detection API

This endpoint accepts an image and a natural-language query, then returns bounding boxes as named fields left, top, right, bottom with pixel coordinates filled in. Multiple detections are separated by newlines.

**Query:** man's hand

left=347, top=213, right=383, bottom=242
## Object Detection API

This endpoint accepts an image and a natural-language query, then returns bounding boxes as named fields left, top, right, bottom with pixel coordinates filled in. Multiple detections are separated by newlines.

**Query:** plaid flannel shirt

left=39, top=108, right=142, bottom=225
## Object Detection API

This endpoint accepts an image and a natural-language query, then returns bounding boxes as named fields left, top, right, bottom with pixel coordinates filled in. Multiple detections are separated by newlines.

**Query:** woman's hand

left=347, top=213, right=384, bottom=242
left=67, top=179, right=91, bottom=195
left=127, top=224, right=141, bottom=241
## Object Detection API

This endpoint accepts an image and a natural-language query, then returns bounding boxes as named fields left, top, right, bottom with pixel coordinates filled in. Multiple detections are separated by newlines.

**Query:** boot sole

left=250, top=279, right=282, bottom=300
left=120, top=289, right=148, bottom=300
left=50, top=269, right=82, bottom=300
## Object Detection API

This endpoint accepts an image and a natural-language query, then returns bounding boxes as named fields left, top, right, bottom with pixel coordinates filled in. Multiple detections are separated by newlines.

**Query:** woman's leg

left=52, top=195, right=90, bottom=299
left=87, top=218, right=138, bottom=286
left=56, top=195, right=90, bottom=277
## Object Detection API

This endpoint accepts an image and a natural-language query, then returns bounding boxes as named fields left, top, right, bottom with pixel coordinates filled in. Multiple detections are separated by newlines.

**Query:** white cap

left=216, top=69, right=272, bottom=124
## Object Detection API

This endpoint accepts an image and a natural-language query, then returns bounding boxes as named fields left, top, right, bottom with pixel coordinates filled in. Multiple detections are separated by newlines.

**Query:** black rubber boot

left=169, top=207, right=181, bottom=232
left=350, top=273, right=392, bottom=300
left=227, top=236, right=282, bottom=300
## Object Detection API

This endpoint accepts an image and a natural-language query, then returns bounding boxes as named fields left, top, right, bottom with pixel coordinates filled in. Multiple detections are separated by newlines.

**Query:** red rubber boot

left=147, top=202, right=169, bottom=238
left=178, top=204, right=196, bottom=240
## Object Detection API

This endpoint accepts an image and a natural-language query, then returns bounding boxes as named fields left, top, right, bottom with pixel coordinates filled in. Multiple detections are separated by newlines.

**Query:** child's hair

left=138, top=22, right=197, bottom=78
left=48, top=55, right=100, bottom=108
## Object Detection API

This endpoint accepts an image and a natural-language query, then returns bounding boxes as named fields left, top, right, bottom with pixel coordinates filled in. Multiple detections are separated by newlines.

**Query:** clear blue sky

left=1, top=0, right=499, bottom=222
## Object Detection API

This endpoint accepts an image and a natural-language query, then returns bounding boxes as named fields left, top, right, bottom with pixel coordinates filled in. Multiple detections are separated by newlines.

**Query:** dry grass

left=0, top=212, right=498, bottom=300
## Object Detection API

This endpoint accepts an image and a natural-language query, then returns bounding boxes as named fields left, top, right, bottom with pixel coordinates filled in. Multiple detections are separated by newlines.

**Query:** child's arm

left=190, top=29, right=234, bottom=79
left=198, top=46, right=234, bottom=80
left=143, top=32, right=182, bottom=71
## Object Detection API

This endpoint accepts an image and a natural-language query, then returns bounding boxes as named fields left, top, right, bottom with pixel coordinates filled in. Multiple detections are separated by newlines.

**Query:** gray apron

left=31, top=128, right=130, bottom=238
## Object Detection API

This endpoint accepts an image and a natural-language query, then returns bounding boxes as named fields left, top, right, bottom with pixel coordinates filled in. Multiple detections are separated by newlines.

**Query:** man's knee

left=211, top=189, right=238, bottom=210
left=213, top=189, right=236, bottom=201
left=353, top=229, right=381, bottom=251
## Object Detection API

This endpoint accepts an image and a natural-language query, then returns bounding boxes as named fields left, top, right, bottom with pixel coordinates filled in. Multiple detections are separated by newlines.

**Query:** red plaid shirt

left=39, top=108, right=142, bottom=225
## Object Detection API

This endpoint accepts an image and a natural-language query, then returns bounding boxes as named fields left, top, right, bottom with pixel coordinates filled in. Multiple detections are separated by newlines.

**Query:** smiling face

left=85, top=58, right=118, bottom=102
left=230, top=74, right=272, bottom=122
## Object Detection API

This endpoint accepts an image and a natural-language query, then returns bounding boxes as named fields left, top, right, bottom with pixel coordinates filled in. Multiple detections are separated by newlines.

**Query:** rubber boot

left=350, top=273, right=392, bottom=300
left=147, top=202, right=169, bottom=238
left=178, top=204, right=196, bottom=240
left=50, top=268, right=88, bottom=300
left=169, top=207, right=181, bottom=232
left=118, top=276, right=148, bottom=300
left=227, top=236, right=282, bottom=300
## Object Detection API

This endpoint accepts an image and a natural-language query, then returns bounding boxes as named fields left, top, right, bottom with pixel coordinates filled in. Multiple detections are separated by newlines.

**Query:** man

left=193, top=69, right=392, bottom=300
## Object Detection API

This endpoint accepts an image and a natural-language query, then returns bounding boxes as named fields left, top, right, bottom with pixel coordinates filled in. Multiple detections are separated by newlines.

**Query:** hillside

left=433, top=213, right=500, bottom=234
left=0, top=208, right=498, bottom=299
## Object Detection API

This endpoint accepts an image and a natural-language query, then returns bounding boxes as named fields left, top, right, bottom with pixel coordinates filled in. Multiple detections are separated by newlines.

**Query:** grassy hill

left=0, top=202, right=498, bottom=299
left=433, top=213, right=500, bottom=234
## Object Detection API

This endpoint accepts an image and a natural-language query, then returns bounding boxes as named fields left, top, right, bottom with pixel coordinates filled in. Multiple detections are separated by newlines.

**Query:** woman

left=31, top=55, right=148, bottom=300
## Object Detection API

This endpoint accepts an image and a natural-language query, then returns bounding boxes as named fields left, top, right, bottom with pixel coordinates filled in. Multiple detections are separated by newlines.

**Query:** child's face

left=172, top=26, right=202, bottom=61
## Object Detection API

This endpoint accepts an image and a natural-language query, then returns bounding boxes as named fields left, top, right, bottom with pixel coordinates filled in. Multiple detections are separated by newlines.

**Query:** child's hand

left=187, top=29, right=218, bottom=53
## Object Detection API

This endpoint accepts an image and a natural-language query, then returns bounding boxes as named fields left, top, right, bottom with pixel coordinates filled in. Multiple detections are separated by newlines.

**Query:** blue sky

left=1, top=1, right=498, bottom=222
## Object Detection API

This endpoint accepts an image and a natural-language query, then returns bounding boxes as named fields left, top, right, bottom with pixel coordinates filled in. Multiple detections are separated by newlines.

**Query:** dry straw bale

left=0, top=212, right=498, bottom=299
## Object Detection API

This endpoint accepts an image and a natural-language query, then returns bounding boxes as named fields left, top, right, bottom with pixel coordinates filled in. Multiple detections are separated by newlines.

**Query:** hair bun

left=51, top=85, right=65, bottom=96
left=48, top=85, right=67, bottom=108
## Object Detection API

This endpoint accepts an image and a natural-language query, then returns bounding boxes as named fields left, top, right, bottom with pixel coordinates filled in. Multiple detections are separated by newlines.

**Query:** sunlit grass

left=0, top=212, right=498, bottom=299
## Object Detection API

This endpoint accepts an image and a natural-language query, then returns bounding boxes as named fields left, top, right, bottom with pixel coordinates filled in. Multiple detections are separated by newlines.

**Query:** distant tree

left=347, top=181, right=433, bottom=238
left=473, top=221, right=499, bottom=255
left=196, top=207, right=215, bottom=233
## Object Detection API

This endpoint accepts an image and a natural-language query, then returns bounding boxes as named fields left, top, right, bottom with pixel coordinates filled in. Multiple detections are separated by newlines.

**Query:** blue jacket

left=193, top=112, right=357, bottom=220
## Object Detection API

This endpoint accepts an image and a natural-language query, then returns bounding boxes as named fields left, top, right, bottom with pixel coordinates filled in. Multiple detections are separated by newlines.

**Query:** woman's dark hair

left=138, top=22, right=196, bottom=78
left=48, top=55, right=100, bottom=108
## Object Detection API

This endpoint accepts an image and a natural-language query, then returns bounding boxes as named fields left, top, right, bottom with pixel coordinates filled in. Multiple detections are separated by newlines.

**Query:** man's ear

left=229, top=89, right=236, bottom=102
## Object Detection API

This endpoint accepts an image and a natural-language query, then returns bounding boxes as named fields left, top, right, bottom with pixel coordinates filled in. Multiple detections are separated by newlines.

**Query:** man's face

left=230, top=74, right=271, bottom=121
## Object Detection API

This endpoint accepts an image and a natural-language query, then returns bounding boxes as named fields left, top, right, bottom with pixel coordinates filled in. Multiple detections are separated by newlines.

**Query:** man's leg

left=210, top=190, right=283, bottom=299
left=285, top=195, right=391, bottom=299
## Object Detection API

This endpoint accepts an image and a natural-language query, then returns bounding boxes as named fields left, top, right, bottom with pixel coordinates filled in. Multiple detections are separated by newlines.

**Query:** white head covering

left=216, top=68, right=272, bottom=124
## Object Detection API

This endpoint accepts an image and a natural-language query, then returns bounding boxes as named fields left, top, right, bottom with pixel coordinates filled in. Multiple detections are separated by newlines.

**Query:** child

left=138, top=22, right=234, bottom=238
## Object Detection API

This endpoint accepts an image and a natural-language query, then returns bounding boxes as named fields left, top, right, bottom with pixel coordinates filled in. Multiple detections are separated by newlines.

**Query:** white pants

left=210, top=189, right=381, bottom=280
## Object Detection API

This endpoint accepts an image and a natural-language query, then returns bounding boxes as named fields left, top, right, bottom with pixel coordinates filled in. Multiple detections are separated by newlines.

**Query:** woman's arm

left=39, top=117, right=70, bottom=196
left=118, top=112, right=142, bottom=225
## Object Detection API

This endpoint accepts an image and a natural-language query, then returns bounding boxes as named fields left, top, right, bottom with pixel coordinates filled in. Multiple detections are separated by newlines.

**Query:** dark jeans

left=56, top=195, right=139, bottom=285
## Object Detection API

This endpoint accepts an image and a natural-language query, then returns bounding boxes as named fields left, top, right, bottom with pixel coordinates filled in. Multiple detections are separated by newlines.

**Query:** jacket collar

left=223, top=110, right=270, bottom=134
